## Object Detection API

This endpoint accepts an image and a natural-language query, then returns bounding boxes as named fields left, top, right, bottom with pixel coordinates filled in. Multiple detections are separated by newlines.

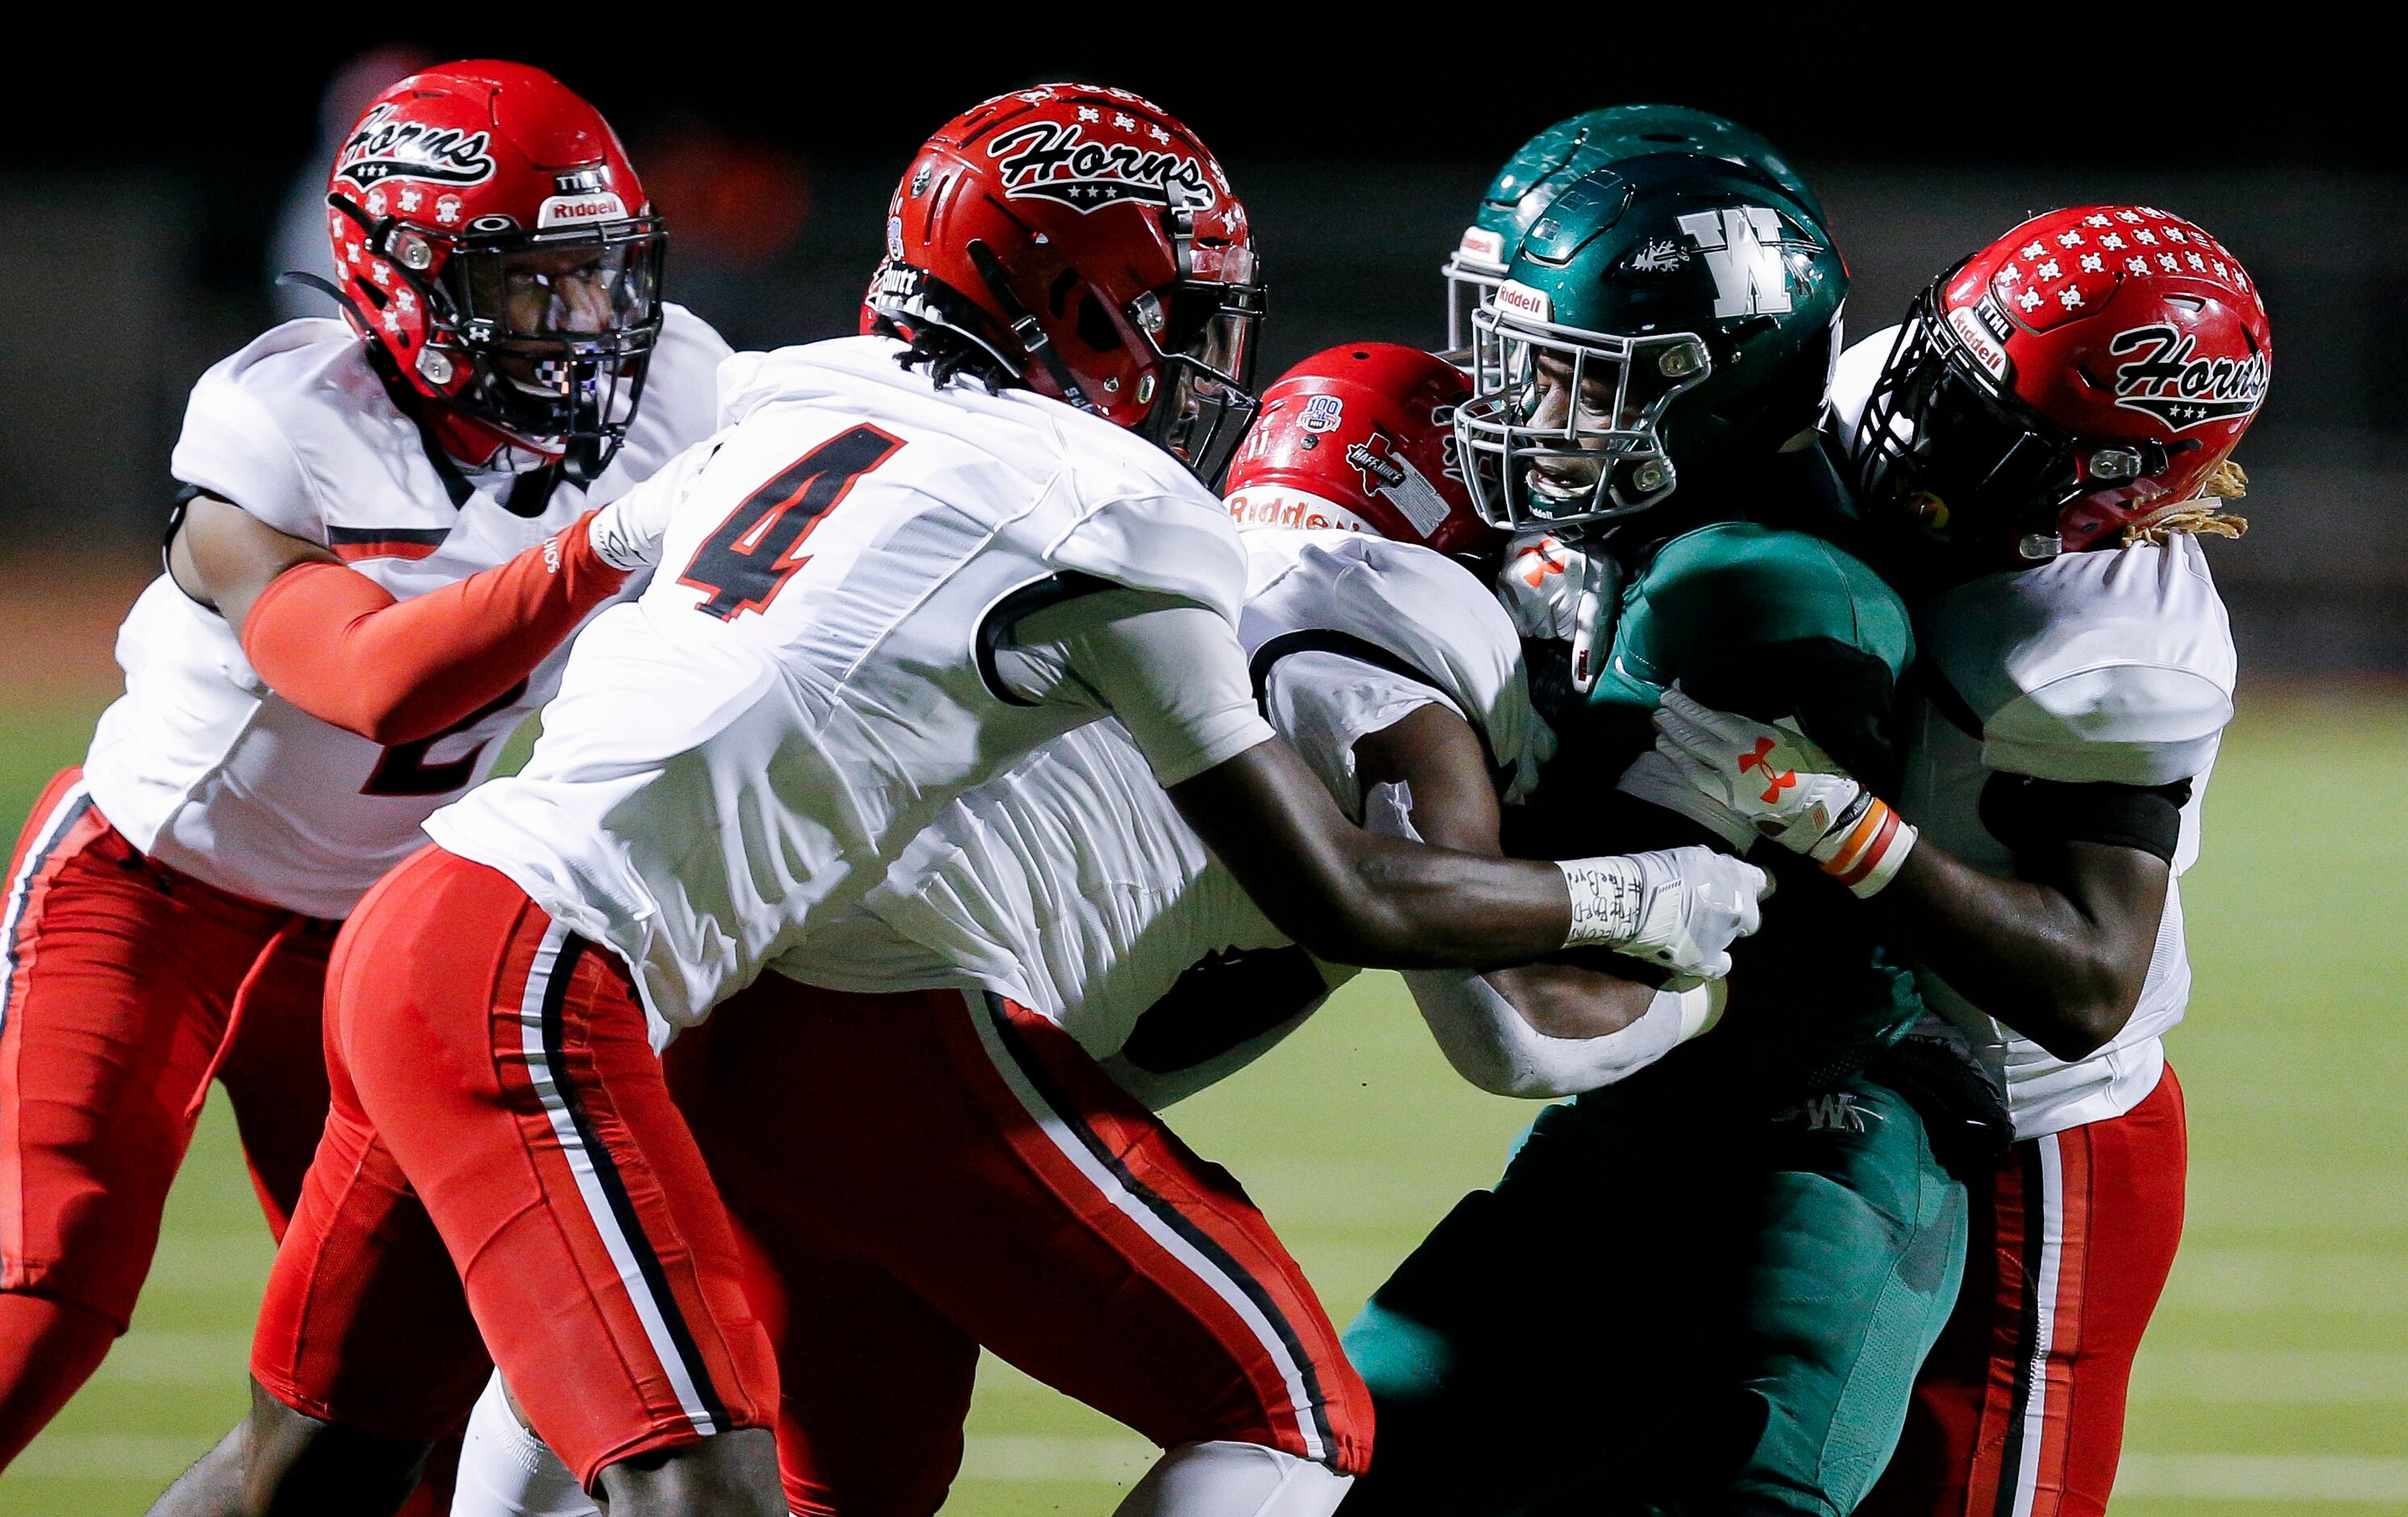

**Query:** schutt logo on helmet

left=334, top=103, right=497, bottom=189
left=988, top=120, right=1217, bottom=213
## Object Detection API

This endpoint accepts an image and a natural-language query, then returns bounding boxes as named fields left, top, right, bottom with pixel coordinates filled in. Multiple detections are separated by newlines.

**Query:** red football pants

left=251, top=845, right=775, bottom=1488
left=2, top=767, right=335, bottom=1326
left=668, top=980, right=1372, bottom=1517
left=1861, top=1065, right=2188, bottom=1517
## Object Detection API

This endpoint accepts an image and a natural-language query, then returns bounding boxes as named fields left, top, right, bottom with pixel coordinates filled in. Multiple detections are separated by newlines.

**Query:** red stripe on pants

left=1861, top=1065, right=2188, bottom=1517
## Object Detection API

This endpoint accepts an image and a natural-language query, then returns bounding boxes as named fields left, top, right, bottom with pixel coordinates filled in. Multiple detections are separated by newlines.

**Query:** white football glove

left=1556, top=843, right=1771, bottom=980
left=1496, top=532, right=1621, bottom=695
left=1650, top=685, right=1919, bottom=897
left=584, top=470, right=683, bottom=574
left=1497, top=532, right=1587, bottom=641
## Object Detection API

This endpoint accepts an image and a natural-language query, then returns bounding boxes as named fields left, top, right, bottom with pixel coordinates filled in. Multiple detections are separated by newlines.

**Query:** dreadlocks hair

left=872, top=313, right=1022, bottom=397
left=2123, top=459, right=2251, bottom=548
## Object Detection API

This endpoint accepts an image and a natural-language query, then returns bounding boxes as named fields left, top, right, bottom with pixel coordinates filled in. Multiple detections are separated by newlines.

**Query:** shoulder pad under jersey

left=1621, top=520, right=1914, bottom=687
left=1922, top=534, right=2234, bottom=785
left=1240, top=530, right=1545, bottom=786
left=170, top=318, right=392, bottom=541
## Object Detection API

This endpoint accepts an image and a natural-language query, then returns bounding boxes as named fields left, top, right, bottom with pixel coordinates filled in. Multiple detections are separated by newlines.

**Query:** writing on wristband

left=1558, top=855, right=1647, bottom=949
left=1811, top=794, right=1919, bottom=898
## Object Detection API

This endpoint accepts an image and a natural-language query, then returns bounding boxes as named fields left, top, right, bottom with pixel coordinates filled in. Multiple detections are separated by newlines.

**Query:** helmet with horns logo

left=1848, top=204, right=2271, bottom=560
left=319, top=61, right=666, bottom=479
left=867, top=84, right=1266, bottom=487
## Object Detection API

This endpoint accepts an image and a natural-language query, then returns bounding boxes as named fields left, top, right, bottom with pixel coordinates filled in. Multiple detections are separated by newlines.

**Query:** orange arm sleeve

left=239, top=511, right=629, bottom=746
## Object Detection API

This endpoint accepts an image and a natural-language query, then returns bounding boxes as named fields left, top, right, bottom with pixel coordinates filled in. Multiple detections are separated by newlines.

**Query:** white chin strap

left=1114, top=1440, right=1353, bottom=1517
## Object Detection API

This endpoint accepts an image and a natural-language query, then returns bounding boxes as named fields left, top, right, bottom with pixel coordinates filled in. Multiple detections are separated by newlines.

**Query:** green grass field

left=2, top=688, right=2403, bottom=1514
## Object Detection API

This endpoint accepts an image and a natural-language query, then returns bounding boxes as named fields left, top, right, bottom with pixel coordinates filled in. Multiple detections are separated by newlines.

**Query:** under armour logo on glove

left=1650, top=685, right=1920, bottom=898
left=1738, top=737, right=1797, bottom=803
left=1496, top=532, right=1587, bottom=641
left=1518, top=538, right=1571, bottom=587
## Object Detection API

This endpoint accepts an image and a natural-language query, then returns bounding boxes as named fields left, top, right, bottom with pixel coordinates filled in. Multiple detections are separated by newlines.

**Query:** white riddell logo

left=1676, top=207, right=1793, bottom=319
left=1494, top=280, right=1553, bottom=321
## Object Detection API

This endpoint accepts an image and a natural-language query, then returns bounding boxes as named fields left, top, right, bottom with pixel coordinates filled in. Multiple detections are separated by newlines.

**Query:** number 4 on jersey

left=679, top=425, right=907, bottom=620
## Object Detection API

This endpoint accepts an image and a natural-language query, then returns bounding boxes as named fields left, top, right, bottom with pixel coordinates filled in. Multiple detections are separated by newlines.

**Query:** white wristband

left=1664, top=976, right=1726, bottom=1042
left=1557, top=855, right=1647, bottom=950
left=1806, top=793, right=1920, bottom=898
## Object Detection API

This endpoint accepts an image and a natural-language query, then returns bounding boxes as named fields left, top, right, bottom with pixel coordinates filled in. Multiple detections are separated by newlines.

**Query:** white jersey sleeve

left=1923, top=539, right=2234, bottom=788
left=1262, top=652, right=1459, bottom=820
left=169, top=321, right=338, bottom=539
left=1240, top=529, right=1551, bottom=813
left=80, top=307, right=728, bottom=918
left=1901, top=532, right=2236, bottom=1137
left=992, top=590, right=1274, bottom=785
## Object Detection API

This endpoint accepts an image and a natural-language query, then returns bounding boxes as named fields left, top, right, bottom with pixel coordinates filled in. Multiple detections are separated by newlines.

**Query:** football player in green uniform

left=1341, top=151, right=1982, bottom=1516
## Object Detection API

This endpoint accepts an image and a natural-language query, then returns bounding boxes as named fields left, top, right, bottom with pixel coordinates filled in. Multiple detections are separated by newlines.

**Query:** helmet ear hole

left=1047, top=268, right=1080, bottom=318
left=1076, top=292, right=1126, bottom=355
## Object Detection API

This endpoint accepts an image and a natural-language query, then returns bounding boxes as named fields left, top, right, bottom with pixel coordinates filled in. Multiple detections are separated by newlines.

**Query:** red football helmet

left=1224, top=343, right=1500, bottom=562
left=320, top=61, right=665, bottom=477
left=1851, top=204, right=2271, bottom=560
left=866, top=84, right=1265, bottom=485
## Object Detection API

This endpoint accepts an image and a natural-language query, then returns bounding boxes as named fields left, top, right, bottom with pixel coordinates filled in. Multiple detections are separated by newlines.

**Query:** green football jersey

left=1525, top=517, right=1925, bottom=1107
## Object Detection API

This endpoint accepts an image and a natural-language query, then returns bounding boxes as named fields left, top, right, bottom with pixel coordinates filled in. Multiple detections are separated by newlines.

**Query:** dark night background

left=2, top=25, right=2398, bottom=670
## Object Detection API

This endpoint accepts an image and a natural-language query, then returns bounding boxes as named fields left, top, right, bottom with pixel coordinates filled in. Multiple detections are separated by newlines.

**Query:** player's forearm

left=240, top=512, right=627, bottom=746
left=1294, top=834, right=1577, bottom=970
left=1407, top=964, right=1704, bottom=1098
left=1875, top=842, right=2158, bottom=1060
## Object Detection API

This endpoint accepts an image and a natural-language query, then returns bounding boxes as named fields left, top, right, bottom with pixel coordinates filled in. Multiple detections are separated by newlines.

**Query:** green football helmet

left=1454, top=153, right=1847, bottom=532
left=1443, top=105, right=1823, bottom=352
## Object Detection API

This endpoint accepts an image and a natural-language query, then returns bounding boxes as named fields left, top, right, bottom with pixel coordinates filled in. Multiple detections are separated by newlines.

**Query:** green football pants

left=1341, top=1075, right=1968, bottom=1516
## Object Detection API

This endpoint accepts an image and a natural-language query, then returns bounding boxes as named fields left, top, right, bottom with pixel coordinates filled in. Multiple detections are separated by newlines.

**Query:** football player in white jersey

left=0, top=61, right=724, bottom=1486
left=1648, top=204, right=2269, bottom=1517
left=157, top=87, right=1768, bottom=1517
left=445, top=342, right=1735, bottom=1517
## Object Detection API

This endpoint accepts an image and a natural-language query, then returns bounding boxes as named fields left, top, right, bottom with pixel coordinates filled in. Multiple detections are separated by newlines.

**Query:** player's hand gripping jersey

left=81, top=309, right=728, bottom=919
left=430, top=335, right=1280, bottom=1036
left=1833, top=326, right=2234, bottom=1137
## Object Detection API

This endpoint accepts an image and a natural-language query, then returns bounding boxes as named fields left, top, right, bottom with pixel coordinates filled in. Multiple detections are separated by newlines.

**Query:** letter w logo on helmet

left=1677, top=208, right=1793, bottom=319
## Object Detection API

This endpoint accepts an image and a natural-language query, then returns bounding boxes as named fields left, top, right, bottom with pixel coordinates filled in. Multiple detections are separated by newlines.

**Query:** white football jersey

left=1834, top=328, right=2234, bottom=1138
left=792, top=525, right=1548, bottom=1073
left=428, top=337, right=1265, bottom=1040
left=78, top=307, right=729, bottom=920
